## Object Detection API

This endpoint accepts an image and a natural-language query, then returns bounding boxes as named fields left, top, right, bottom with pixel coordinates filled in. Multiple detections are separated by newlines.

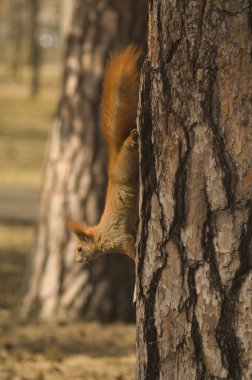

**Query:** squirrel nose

left=78, top=246, right=83, bottom=252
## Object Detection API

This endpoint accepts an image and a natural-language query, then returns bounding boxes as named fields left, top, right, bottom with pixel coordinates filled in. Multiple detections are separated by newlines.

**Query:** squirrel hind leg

left=119, top=234, right=136, bottom=262
left=111, top=129, right=139, bottom=184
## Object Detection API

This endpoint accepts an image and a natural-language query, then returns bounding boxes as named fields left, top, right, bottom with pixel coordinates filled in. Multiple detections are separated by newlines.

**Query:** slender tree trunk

left=136, top=1, right=252, bottom=379
left=20, top=0, right=146, bottom=321
left=11, top=0, right=23, bottom=76
left=0, top=0, right=8, bottom=64
left=30, top=0, right=40, bottom=97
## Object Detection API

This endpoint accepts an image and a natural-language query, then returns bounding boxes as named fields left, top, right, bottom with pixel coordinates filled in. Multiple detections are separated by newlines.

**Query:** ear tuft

left=67, top=220, right=93, bottom=242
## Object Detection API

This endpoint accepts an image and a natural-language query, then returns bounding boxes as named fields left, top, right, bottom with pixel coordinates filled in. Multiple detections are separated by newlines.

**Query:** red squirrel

left=68, top=45, right=141, bottom=263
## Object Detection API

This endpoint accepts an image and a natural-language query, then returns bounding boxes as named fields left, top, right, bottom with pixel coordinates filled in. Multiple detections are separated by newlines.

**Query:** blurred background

left=0, top=0, right=146, bottom=378
left=0, top=0, right=65, bottom=317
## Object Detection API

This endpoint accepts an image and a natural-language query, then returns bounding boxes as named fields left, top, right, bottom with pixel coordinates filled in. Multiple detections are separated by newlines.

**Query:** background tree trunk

left=30, top=0, right=40, bottom=97
left=136, top=1, right=252, bottom=379
left=19, top=0, right=146, bottom=321
left=11, top=0, right=23, bottom=76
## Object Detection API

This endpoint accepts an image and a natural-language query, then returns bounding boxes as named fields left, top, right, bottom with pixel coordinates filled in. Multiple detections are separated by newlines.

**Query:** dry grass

left=0, top=223, right=35, bottom=253
left=0, top=319, right=136, bottom=380
left=0, top=223, right=33, bottom=309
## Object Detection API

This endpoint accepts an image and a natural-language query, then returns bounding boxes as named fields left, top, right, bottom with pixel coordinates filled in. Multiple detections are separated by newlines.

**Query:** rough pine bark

left=20, top=0, right=146, bottom=321
left=136, top=0, right=252, bottom=379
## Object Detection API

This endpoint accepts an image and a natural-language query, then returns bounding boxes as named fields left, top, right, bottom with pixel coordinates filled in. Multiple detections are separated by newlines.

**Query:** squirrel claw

left=129, top=128, right=138, bottom=147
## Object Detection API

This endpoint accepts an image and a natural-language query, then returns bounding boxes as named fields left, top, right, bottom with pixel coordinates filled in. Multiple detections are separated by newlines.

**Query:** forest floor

left=0, top=66, right=136, bottom=380
left=0, top=223, right=135, bottom=380
left=0, top=233, right=135, bottom=380
left=0, top=311, right=136, bottom=380
left=0, top=237, right=135, bottom=380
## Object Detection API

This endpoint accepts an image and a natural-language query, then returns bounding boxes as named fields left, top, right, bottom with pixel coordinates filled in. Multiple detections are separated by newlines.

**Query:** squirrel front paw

left=128, top=128, right=138, bottom=148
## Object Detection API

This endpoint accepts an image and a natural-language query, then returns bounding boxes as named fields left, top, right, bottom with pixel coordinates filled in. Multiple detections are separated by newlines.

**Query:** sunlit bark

left=136, top=1, right=252, bottom=378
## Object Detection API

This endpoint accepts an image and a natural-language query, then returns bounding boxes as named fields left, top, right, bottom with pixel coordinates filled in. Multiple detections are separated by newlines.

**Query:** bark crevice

left=138, top=59, right=161, bottom=380
left=191, top=0, right=207, bottom=76
left=192, top=314, right=207, bottom=380
left=144, top=268, right=163, bottom=380
left=203, top=66, right=238, bottom=207
left=215, top=207, right=252, bottom=379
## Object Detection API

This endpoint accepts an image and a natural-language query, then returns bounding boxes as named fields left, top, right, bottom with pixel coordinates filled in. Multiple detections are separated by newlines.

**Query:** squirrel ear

left=67, top=220, right=93, bottom=242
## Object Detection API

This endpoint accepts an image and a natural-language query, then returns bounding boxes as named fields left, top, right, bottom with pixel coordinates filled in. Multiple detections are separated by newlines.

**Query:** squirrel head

left=67, top=220, right=102, bottom=262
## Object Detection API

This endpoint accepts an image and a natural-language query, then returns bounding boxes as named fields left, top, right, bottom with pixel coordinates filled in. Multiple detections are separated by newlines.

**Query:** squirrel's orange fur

left=101, top=46, right=141, bottom=165
left=68, top=45, right=141, bottom=263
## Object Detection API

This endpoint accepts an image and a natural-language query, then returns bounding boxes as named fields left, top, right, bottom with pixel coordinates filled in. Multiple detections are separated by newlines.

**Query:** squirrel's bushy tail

left=101, top=45, right=141, bottom=154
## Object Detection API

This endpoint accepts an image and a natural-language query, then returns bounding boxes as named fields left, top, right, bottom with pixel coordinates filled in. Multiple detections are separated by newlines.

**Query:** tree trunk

left=19, top=0, right=146, bottom=321
left=61, top=0, right=74, bottom=38
left=136, top=1, right=252, bottom=379
left=11, top=0, right=23, bottom=76
left=30, top=0, right=40, bottom=97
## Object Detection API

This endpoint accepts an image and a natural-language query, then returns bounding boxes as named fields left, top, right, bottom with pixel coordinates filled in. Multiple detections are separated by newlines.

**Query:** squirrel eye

left=78, top=246, right=83, bottom=252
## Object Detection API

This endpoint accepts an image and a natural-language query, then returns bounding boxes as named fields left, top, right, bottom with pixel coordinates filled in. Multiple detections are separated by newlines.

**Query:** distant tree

left=136, top=1, right=252, bottom=379
left=0, top=1, right=8, bottom=64
left=30, top=0, right=40, bottom=96
left=11, top=0, right=24, bottom=76
left=20, top=0, right=146, bottom=321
